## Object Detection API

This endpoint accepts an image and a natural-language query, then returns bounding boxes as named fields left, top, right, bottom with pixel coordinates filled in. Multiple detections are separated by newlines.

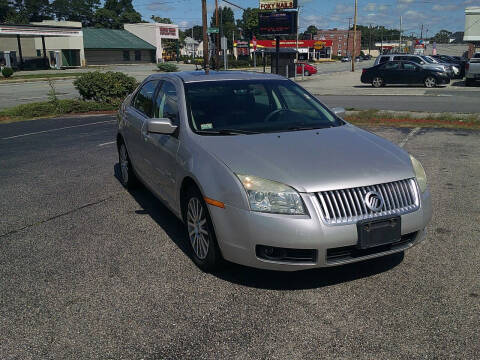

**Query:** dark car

left=432, top=55, right=467, bottom=78
left=361, top=60, right=450, bottom=88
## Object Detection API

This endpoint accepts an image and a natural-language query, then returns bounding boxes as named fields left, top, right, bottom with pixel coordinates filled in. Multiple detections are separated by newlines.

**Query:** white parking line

left=98, top=141, right=116, bottom=147
left=399, top=127, right=421, bottom=148
left=1, top=120, right=116, bottom=140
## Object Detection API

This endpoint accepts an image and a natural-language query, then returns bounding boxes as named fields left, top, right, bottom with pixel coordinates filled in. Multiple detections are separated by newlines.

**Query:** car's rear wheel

left=424, top=76, right=437, bottom=88
left=304, top=70, right=310, bottom=76
left=184, top=187, right=222, bottom=272
left=118, top=142, right=138, bottom=189
left=372, top=77, right=384, bottom=88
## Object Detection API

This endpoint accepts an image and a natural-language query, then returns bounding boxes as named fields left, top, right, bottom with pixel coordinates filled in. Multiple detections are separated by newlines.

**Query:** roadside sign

left=314, top=41, right=325, bottom=50
left=208, top=27, right=219, bottom=34
left=221, top=36, right=227, bottom=50
left=258, top=11, right=298, bottom=36
left=259, top=0, right=298, bottom=10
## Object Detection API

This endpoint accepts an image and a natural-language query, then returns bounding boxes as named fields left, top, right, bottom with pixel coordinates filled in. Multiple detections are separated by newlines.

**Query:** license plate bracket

left=357, top=216, right=401, bottom=250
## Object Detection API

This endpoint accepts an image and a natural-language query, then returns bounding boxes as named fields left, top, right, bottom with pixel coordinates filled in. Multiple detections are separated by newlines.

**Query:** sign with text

left=258, top=11, right=297, bottom=36
left=259, top=0, right=297, bottom=10
left=159, top=26, right=178, bottom=39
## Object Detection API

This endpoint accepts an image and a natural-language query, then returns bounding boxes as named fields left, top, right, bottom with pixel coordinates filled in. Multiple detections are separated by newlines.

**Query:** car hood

left=194, top=124, right=415, bottom=193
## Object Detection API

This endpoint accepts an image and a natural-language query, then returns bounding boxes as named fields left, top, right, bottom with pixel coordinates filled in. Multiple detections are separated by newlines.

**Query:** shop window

left=123, top=51, right=130, bottom=61
left=135, top=50, right=141, bottom=61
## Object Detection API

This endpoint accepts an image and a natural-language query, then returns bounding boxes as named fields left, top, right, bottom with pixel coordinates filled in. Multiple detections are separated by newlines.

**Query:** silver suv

left=116, top=71, right=432, bottom=272
left=375, top=54, right=453, bottom=77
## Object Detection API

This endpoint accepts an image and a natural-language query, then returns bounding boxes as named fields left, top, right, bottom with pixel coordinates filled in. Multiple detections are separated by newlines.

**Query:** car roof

left=146, top=71, right=285, bottom=84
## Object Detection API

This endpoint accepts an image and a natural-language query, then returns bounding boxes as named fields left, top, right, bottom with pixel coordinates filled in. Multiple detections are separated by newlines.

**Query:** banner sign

left=259, top=0, right=298, bottom=10
left=159, top=26, right=178, bottom=39
left=234, top=39, right=333, bottom=49
left=258, top=11, right=298, bottom=35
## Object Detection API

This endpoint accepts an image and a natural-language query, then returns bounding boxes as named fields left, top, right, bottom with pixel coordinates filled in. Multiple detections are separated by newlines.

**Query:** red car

left=296, top=63, right=317, bottom=76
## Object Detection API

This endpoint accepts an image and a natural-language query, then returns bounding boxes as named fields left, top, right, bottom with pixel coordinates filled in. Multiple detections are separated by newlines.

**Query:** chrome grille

left=317, top=179, right=419, bottom=225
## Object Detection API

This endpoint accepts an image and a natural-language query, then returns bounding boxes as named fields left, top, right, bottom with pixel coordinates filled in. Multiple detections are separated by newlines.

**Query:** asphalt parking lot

left=1, top=115, right=479, bottom=359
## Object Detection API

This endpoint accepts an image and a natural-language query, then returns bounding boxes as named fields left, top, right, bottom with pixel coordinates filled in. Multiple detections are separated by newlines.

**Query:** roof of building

left=83, top=28, right=156, bottom=50
left=146, top=71, right=285, bottom=83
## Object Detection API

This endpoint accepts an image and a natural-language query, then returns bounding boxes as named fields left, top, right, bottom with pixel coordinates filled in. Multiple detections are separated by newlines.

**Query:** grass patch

left=0, top=72, right=85, bottom=81
left=0, top=99, right=116, bottom=123
left=345, top=110, right=480, bottom=130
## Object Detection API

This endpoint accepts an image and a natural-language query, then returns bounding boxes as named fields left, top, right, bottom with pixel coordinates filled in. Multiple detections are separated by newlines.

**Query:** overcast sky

left=134, top=0, right=480, bottom=35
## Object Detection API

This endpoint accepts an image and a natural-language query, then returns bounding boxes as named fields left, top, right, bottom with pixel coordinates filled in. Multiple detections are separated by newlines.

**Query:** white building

left=464, top=7, right=480, bottom=56
left=181, top=36, right=200, bottom=57
left=124, top=23, right=179, bottom=63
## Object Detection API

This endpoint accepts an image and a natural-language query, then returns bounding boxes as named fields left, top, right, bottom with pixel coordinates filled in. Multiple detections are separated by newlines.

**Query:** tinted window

left=409, top=57, right=422, bottom=64
left=393, top=56, right=404, bottom=61
left=154, top=81, right=179, bottom=125
left=185, top=80, right=340, bottom=134
left=379, top=56, right=390, bottom=63
left=133, top=80, right=159, bottom=117
left=384, top=62, right=400, bottom=70
left=403, top=63, right=417, bottom=71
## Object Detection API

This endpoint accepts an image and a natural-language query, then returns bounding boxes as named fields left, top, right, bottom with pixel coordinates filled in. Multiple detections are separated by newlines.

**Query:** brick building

left=314, top=29, right=362, bottom=57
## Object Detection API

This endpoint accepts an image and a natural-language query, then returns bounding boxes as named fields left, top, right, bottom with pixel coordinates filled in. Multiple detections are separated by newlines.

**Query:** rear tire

left=183, top=187, right=222, bottom=272
left=424, top=76, right=437, bottom=88
left=372, top=77, right=384, bottom=88
left=118, top=142, right=138, bottom=189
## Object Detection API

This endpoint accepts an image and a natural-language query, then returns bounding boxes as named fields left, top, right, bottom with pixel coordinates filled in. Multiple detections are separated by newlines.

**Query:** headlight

left=409, top=155, right=427, bottom=193
left=236, top=174, right=306, bottom=215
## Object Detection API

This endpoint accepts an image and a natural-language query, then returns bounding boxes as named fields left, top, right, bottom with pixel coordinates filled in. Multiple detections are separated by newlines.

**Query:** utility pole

left=202, top=0, right=209, bottom=74
left=296, top=6, right=300, bottom=61
left=351, top=0, right=357, bottom=72
left=346, top=17, right=352, bottom=57
left=381, top=28, right=383, bottom=55
left=369, top=23, right=372, bottom=55
left=215, top=0, right=220, bottom=70
left=420, top=24, right=424, bottom=40
left=399, top=15, right=402, bottom=53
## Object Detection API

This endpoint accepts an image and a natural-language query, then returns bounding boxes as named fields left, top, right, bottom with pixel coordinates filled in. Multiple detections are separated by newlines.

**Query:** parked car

left=296, top=62, right=317, bottom=76
left=465, top=53, right=480, bottom=86
left=341, top=56, right=351, bottom=62
left=361, top=60, right=450, bottom=88
left=361, top=54, right=372, bottom=60
left=432, top=54, right=467, bottom=78
left=422, top=56, right=460, bottom=78
left=116, top=71, right=432, bottom=271
left=374, top=54, right=453, bottom=77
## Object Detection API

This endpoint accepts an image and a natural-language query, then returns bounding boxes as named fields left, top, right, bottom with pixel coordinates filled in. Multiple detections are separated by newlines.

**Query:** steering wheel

left=264, top=108, right=292, bottom=122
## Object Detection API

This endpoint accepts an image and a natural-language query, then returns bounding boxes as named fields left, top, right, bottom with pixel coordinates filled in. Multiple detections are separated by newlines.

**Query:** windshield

left=185, top=80, right=342, bottom=135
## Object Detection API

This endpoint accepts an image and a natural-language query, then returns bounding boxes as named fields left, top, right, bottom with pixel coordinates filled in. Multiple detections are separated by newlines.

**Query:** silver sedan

left=116, top=71, right=432, bottom=272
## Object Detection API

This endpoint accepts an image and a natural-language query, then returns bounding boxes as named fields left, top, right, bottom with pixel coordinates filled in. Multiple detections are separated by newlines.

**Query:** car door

left=142, top=79, right=181, bottom=209
left=124, top=80, right=160, bottom=181
left=381, top=61, right=402, bottom=83
left=401, top=62, right=422, bottom=84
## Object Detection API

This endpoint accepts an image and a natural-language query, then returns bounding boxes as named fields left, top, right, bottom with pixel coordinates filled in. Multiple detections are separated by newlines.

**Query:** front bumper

left=208, top=189, right=432, bottom=271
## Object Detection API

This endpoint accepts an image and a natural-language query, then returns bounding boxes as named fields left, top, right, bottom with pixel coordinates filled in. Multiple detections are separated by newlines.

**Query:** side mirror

left=331, top=107, right=346, bottom=118
left=147, top=118, right=177, bottom=135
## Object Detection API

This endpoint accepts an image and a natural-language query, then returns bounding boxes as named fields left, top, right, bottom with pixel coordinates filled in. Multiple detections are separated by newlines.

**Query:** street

left=1, top=115, right=479, bottom=359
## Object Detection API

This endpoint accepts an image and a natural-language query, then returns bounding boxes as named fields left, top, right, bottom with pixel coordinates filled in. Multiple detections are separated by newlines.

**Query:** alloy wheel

left=372, top=77, right=383, bottom=88
left=425, top=77, right=436, bottom=88
left=187, top=197, right=210, bottom=260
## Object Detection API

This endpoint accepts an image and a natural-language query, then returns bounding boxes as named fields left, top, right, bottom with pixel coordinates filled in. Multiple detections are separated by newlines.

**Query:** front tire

left=184, top=188, right=222, bottom=272
left=372, top=77, right=384, bottom=88
left=424, top=76, right=437, bottom=88
left=118, top=142, right=138, bottom=189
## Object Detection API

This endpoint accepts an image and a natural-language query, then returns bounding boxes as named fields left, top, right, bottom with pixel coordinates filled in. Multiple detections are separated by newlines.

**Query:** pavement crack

left=0, top=193, right=120, bottom=239
left=399, top=127, right=421, bottom=148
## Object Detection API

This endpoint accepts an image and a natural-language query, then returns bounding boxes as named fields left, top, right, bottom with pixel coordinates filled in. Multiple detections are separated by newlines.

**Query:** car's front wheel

left=424, top=76, right=437, bottom=88
left=118, top=142, right=138, bottom=189
left=184, top=188, right=222, bottom=272
left=372, top=77, right=384, bottom=88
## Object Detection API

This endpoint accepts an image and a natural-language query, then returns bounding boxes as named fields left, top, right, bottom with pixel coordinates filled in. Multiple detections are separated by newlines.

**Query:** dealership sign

left=258, top=11, right=298, bottom=35
left=158, top=25, right=178, bottom=39
left=259, top=0, right=297, bottom=10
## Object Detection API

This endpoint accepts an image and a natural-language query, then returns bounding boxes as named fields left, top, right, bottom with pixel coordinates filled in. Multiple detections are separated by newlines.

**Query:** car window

left=384, top=62, right=400, bottom=70
left=154, top=81, right=179, bottom=125
left=133, top=80, right=159, bottom=117
left=393, top=56, right=404, bottom=61
left=379, top=56, right=390, bottom=63
left=185, top=80, right=341, bottom=134
left=403, top=62, right=417, bottom=71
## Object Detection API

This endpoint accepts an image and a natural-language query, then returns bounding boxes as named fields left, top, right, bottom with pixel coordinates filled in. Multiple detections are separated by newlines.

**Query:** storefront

left=234, top=39, right=333, bottom=61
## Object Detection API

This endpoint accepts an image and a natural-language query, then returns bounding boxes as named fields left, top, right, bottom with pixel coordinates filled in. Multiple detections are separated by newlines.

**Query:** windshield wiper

left=195, top=129, right=260, bottom=135
left=286, top=125, right=333, bottom=132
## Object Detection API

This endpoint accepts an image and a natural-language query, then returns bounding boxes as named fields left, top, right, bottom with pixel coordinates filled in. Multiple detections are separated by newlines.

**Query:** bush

left=2, top=67, right=14, bottom=78
left=157, top=62, right=179, bottom=72
left=73, top=71, right=137, bottom=104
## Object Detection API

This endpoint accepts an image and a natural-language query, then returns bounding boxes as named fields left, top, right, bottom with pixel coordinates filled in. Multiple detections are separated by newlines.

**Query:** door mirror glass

left=147, top=118, right=177, bottom=135
left=331, top=107, right=346, bottom=118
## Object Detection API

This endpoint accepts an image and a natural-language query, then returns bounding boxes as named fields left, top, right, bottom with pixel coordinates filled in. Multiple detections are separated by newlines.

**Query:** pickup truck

left=465, top=53, right=480, bottom=86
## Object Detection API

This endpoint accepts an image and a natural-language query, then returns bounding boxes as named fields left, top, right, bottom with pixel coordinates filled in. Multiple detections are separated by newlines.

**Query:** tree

left=52, top=0, right=100, bottom=26
left=93, top=8, right=118, bottom=28
left=432, top=29, right=453, bottom=44
left=184, top=25, right=203, bottom=41
left=92, top=0, right=142, bottom=29
left=151, top=16, right=172, bottom=24
left=238, top=7, right=260, bottom=40
left=6, top=0, right=51, bottom=23
left=0, top=0, right=13, bottom=23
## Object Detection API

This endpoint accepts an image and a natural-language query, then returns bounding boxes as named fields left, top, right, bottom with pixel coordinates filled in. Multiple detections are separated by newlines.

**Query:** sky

left=133, top=0, right=480, bottom=36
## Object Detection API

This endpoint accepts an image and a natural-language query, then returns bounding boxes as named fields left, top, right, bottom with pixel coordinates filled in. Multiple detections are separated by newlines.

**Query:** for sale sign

left=259, top=0, right=298, bottom=10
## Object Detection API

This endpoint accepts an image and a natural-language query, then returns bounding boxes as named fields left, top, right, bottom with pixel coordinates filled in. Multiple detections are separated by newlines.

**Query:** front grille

left=317, top=179, right=419, bottom=225
left=326, top=232, right=418, bottom=264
